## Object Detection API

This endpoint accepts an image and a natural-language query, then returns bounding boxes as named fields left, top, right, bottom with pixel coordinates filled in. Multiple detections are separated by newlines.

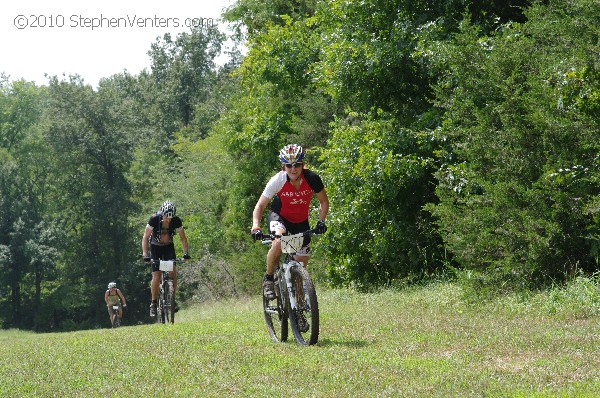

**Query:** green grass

left=1, top=282, right=599, bottom=397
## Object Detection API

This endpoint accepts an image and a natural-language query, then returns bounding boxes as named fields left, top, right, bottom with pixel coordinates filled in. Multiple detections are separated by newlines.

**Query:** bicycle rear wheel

left=289, top=266, right=319, bottom=346
left=263, top=273, right=288, bottom=342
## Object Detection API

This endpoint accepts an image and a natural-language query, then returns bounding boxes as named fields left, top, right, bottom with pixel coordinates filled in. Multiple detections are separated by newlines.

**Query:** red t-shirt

left=261, top=169, right=324, bottom=223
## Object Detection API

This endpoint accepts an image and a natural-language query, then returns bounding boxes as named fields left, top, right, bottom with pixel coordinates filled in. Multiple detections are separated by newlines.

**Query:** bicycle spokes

left=263, top=276, right=288, bottom=342
left=289, top=266, right=319, bottom=345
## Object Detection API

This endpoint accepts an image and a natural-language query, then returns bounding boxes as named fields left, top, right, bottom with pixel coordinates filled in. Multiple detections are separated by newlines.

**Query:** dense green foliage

left=1, top=0, right=599, bottom=330
left=427, top=0, right=600, bottom=290
left=321, top=112, right=442, bottom=287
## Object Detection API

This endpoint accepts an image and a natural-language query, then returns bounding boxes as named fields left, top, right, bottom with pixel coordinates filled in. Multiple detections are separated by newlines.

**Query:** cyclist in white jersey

left=251, top=144, right=329, bottom=299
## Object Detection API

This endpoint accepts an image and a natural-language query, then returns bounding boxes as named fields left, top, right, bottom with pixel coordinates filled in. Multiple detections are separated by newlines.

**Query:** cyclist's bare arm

left=142, top=225, right=152, bottom=257
left=117, top=289, right=127, bottom=306
left=253, top=195, right=270, bottom=228
left=178, top=227, right=189, bottom=256
left=315, top=189, right=329, bottom=222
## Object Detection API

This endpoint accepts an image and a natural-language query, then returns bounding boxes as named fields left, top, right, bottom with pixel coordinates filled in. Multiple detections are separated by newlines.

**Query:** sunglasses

left=284, top=162, right=303, bottom=169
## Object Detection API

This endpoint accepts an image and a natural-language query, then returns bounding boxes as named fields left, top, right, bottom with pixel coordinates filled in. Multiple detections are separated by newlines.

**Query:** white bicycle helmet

left=279, top=144, right=305, bottom=164
left=160, top=201, right=176, bottom=218
left=107, top=282, right=117, bottom=289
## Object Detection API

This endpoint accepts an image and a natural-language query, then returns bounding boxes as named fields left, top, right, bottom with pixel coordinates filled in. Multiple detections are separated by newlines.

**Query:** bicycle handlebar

left=260, top=229, right=320, bottom=245
left=147, top=258, right=188, bottom=265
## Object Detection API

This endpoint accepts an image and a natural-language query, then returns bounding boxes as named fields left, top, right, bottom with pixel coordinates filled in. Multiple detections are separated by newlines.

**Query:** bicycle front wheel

left=156, top=295, right=164, bottom=324
left=263, top=273, right=288, bottom=342
left=166, top=281, right=175, bottom=324
left=112, top=312, right=120, bottom=328
left=289, top=266, right=319, bottom=346
left=156, top=283, right=167, bottom=324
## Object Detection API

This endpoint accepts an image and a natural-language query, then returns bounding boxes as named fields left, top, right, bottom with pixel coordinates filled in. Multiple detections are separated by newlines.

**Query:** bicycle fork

left=163, top=279, right=173, bottom=302
left=283, top=260, right=303, bottom=310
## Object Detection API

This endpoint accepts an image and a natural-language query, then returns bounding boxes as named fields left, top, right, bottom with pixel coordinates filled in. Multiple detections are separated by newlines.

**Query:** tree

left=320, top=111, right=443, bottom=287
left=147, top=26, right=225, bottom=140
left=43, top=76, right=140, bottom=327
left=427, top=0, right=600, bottom=290
left=223, top=0, right=319, bottom=40
left=0, top=79, right=61, bottom=329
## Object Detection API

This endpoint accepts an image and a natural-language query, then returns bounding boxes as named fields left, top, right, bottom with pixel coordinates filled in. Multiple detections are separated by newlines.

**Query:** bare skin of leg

left=151, top=271, right=160, bottom=300
left=107, top=307, right=114, bottom=324
left=107, top=306, right=123, bottom=323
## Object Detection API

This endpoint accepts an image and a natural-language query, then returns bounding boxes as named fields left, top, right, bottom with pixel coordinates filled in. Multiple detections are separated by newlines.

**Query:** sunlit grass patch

left=1, top=280, right=599, bottom=397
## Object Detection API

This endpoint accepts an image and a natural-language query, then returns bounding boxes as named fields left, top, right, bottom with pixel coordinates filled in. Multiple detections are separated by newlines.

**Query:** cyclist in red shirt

left=251, top=144, right=329, bottom=299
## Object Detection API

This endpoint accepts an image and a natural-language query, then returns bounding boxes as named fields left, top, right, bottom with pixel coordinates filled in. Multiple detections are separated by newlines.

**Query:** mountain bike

left=110, top=304, right=121, bottom=328
left=261, top=229, right=320, bottom=346
left=151, top=259, right=184, bottom=324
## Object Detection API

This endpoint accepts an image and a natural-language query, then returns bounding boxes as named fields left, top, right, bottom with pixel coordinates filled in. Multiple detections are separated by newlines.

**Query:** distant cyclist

left=105, top=282, right=127, bottom=325
left=142, top=200, right=190, bottom=317
left=251, top=144, right=329, bottom=299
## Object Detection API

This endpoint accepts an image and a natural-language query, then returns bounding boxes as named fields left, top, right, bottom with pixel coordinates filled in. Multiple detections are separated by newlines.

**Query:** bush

left=320, top=111, right=445, bottom=288
left=427, top=0, right=600, bottom=289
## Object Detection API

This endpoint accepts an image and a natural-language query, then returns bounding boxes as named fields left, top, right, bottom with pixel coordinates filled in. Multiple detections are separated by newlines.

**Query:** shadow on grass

left=317, top=338, right=371, bottom=348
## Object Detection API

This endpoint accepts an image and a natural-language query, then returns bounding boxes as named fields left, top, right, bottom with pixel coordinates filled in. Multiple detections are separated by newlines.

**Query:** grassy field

left=0, top=281, right=599, bottom=397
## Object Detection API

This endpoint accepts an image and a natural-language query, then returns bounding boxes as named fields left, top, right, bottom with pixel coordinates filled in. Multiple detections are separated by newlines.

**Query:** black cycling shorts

left=150, top=243, right=176, bottom=272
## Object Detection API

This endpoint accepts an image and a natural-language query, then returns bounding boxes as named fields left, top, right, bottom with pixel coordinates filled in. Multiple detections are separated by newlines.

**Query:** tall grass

left=1, top=280, right=599, bottom=397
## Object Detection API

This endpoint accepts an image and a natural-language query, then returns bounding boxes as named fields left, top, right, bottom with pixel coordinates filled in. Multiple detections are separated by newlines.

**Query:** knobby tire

left=161, top=282, right=173, bottom=324
left=263, top=273, right=288, bottom=342
left=289, top=266, right=319, bottom=346
left=156, top=282, right=166, bottom=324
left=167, top=282, right=175, bottom=324
left=112, top=309, right=120, bottom=328
left=156, top=295, right=164, bottom=324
